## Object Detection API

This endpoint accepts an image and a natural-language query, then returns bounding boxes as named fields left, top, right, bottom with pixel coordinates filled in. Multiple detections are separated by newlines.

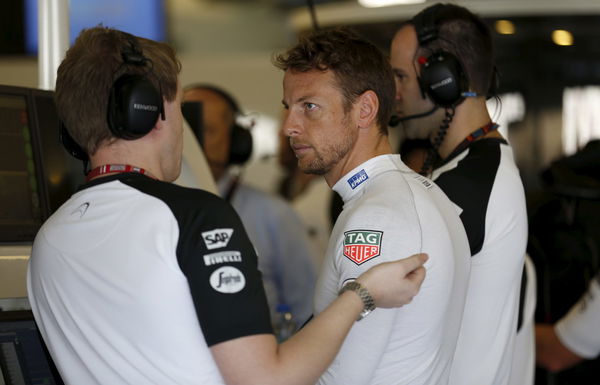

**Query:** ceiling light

left=552, top=30, right=574, bottom=46
left=358, top=0, right=426, bottom=8
left=495, top=20, right=515, bottom=35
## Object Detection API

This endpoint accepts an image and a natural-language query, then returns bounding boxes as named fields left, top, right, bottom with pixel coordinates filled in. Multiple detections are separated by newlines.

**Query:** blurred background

left=0, top=0, right=598, bottom=383
left=2, top=0, right=600, bottom=195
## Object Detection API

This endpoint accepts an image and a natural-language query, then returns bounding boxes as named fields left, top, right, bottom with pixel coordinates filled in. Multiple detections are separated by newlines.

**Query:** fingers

left=356, top=253, right=429, bottom=309
left=399, top=253, right=429, bottom=276
left=407, top=266, right=426, bottom=286
left=400, top=266, right=426, bottom=306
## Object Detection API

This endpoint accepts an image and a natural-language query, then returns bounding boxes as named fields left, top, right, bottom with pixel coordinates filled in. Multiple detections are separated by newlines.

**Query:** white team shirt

left=28, top=174, right=272, bottom=385
left=432, top=139, right=528, bottom=385
left=315, top=154, right=470, bottom=385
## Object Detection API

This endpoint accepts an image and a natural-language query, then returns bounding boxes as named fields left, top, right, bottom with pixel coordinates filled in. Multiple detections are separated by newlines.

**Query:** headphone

left=411, top=4, right=500, bottom=109
left=107, top=32, right=164, bottom=140
left=412, top=4, right=469, bottom=108
left=183, top=84, right=253, bottom=166
left=60, top=31, right=165, bottom=165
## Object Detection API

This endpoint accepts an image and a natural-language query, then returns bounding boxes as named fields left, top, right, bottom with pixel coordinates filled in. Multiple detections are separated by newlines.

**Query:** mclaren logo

left=71, top=202, right=90, bottom=218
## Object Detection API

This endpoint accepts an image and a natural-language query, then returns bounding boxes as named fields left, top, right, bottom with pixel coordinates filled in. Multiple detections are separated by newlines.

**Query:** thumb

left=399, top=253, right=428, bottom=275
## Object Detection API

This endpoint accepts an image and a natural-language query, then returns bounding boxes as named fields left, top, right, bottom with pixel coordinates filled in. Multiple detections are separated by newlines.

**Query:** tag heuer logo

left=343, top=230, right=383, bottom=265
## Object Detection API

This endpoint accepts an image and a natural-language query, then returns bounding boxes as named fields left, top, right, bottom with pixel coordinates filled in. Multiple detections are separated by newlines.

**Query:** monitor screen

left=0, top=85, right=84, bottom=243
left=0, top=88, right=44, bottom=242
left=0, top=310, right=63, bottom=385
left=30, top=90, right=85, bottom=215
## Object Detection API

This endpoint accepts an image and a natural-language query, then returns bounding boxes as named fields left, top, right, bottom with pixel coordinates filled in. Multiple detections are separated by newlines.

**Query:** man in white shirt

left=275, top=27, right=470, bottom=385
left=390, top=4, right=528, bottom=384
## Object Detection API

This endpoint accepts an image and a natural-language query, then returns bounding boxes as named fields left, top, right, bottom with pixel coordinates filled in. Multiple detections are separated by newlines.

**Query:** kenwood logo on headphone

left=133, top=103, right=158, bottom=112
left=431, top=77, right=453, bottom=90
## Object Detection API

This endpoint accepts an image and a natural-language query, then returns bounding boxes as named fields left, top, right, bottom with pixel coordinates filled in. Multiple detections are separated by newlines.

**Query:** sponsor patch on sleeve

left=209, top=266, right=246, bottom=293
left=347, top=169, right=369, bottom=190
left=202, top=228, right=234, bottom=250
left=343, top=230, right=383, bottom=265
left=203, top=251, right=242, bottom=266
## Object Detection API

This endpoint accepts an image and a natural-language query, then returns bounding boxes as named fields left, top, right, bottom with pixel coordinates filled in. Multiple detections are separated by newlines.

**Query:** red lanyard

left=86, top=164, right=151, bottom=182
left=442, top=122, right=499, bottom=164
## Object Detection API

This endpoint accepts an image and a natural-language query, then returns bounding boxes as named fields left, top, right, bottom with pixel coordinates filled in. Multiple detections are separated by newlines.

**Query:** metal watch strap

left=339, top=281, right=376, bottom=321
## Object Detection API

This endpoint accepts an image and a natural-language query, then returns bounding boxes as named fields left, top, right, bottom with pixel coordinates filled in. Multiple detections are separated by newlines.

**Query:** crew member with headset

left=182, top=84, right=317, bottom=329
left=390, top=4, right=529, bottom=385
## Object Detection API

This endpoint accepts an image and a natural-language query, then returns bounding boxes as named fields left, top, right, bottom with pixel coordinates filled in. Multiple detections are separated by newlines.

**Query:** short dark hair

left=274, top=27, right=395, bottom=135
left=55, top=27, right=181, bottom=155
left=411, top=3, right=496, bottom=96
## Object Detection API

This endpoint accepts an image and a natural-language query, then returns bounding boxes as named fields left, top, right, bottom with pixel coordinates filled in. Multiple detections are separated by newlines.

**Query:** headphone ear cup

left=228, top=123, right=253, bottom=165
left=107, top=74, right=162, bottom=140
left=420, top=51, right=466, bottom=108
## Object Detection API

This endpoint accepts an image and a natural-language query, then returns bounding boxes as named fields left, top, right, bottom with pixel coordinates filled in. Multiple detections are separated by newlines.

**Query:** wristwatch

left=339, top=281, right=376, bottom=321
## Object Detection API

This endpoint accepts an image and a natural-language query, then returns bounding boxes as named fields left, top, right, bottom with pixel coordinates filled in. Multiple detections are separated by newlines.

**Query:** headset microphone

left=389, top=106, right=439, bottom=127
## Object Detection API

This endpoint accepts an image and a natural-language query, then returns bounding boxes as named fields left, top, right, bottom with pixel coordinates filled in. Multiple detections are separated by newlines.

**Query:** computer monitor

left=0, top=310, right=63, bottom=384
left=0, top=85, right=84, bottom=244
left=29, top=89, right=84, bottom=216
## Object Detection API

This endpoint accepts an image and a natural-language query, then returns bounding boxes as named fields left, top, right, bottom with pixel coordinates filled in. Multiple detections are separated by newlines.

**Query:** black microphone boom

left=389, top=106, right=439, bottom=127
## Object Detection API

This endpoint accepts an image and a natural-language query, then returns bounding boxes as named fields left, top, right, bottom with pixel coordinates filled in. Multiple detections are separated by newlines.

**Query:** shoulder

left=135, top=178, right=233, bottom=214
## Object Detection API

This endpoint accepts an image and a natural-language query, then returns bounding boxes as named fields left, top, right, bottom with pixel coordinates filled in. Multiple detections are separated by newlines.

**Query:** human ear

left=357, top=90, right=379, bottom=129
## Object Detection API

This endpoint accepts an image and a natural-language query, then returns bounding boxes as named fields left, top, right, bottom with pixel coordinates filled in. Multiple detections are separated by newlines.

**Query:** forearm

left=211, top=255, right=426, bottom=385
left=273, top=290, right=364, bottom=384
left=211, top=290, right=363, bottom=385
left=535, top=324, right=583, bottom=372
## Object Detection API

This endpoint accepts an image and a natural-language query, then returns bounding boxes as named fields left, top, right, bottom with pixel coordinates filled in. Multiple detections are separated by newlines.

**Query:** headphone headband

left=412, top=4, right=499, bottom=101
left=412, top=3, right=444, bottom=46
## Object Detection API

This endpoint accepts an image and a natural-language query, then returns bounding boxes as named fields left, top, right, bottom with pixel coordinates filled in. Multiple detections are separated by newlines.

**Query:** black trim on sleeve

left=120, top=175, right=273, bottom=346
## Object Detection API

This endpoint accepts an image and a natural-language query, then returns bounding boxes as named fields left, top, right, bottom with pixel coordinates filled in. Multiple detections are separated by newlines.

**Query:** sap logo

left=210, top=266, right=246, bottom=293
left=202, top=228, right=234, bottom=250
left=347, top=169, right=368, bottom=190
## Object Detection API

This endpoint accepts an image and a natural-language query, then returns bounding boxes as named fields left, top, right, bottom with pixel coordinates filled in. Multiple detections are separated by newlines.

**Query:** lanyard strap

left=86, top=164, right=150, bottom=182
left=442, top=122, right=499, bottom=165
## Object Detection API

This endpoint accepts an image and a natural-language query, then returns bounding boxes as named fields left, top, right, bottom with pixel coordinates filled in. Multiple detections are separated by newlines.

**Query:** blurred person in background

left=183, top=84, right=318, bottom=327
